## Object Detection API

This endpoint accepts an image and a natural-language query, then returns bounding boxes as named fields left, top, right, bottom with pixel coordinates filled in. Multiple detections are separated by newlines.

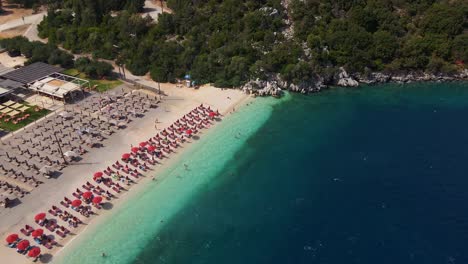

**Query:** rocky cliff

left=243, top=68, right=468, bottom=97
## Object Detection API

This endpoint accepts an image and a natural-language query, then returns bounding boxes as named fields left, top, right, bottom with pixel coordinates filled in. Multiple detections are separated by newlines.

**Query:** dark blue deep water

left=134, top=82, right=468, bottom=264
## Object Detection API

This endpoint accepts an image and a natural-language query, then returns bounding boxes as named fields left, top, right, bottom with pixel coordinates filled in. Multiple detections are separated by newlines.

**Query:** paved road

left=0, top=12, right=45, bottom=32
left=0, top=12, right=47, bottom=43
left=23, top=14, right=45, bottom=42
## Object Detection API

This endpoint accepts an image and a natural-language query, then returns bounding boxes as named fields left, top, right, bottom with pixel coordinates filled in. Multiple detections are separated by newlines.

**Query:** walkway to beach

left=0, top=83, right=248, bottom=263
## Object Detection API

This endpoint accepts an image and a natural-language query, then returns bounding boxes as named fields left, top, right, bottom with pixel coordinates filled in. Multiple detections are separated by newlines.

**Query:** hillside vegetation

left=6, top=0, right=468, bottom=87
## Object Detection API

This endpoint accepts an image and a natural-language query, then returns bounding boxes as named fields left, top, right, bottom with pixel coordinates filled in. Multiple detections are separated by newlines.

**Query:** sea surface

left=56, top=82, right=468, bottom=264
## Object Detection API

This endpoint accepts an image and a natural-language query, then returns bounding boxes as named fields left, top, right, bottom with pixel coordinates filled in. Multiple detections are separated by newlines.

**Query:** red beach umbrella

left=31, top=229, right=43, bottom=238
left=92, top=196, right=103, bottom=204
left=93, top=172, right=103, bottom=178
left=82, top=191, right=93, bottom=199
left=185, top=129, right=193, bottom=135
left=139, top=141, right=147, bottom=147
left=5, top=234, right=18, bottom=244
left=16, top=240, right=29, bottom=250
left=131, top=147, right=139, bottom=153
left=34, top=213, right=46, bottom=221
left=28, top=247, right=41, bottom=258
left=209, top=111, right=216, bottom=117
left=147, top=145, right=156, bottom=152
left=71, top=199, right=82, bottom=207
left=122, top=153, right=131, bottom=159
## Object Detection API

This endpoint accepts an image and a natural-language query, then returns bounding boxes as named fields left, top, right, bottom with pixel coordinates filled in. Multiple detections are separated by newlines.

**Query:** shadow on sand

left=101, top=202, right=113, bottom=210
left=40, top=253, right=53, bottom=263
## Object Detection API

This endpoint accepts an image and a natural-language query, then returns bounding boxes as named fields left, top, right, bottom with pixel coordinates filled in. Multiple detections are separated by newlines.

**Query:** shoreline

left=0, top=84, right=251, bottom=264
left=52, top=91, right=253, bottom=261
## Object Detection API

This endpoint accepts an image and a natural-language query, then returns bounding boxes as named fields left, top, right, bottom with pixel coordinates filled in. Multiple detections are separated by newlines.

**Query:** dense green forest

left=0, top=36, right=114, bottom=78
left=5, top=0, right=468, bottom=87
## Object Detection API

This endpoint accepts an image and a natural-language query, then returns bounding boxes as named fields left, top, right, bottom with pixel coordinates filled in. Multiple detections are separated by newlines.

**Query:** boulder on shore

left=335, top=67, right=359, bottom=87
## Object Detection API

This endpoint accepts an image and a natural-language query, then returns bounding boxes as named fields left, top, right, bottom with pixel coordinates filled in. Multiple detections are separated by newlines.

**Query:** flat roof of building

left=29, top=73, right=88, bottom=99
left=0, top=63, right=14, bottom=76
left=0, top=79, right=24, bottom=90
left=0, top=62, right=63, bottom=84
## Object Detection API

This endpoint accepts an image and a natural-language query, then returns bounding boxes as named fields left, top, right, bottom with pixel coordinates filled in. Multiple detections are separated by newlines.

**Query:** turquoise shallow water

left=54, top=95, right=284, bottom=264
left=57, top=82, right=468, bottom=264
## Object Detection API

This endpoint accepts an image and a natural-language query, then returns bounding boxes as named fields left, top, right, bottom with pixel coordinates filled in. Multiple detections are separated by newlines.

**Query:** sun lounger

left=82, top=184, right=90, bottom=191
left=49, top=238, right=57, bottom=246
left=45, top=221, right=57, bottom=232
left=59, top=226, right=70, bottom=234
left=20, top=228, right=29, bottom=236
left=112, top=186, right=120, bottom=193
left=60, top=201, right=69, bottom=208
left=46, top=224, right=55, bottom=232
left=55, top=230, right=66, bottom=238
left=26, top=225, right=34, bottom=233
left=48, top=209, right=57, bottom=216
left=53, top=206, right=62, bottom=214
left=72, top=192, right=80, bottom=199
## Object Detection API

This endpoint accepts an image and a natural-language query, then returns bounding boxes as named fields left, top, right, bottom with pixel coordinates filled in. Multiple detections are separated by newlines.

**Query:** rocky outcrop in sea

left=242, top=73, right=327, bottom=96
left=355, top=69, right=468, bottom=84
left=242, top=68, right=468, bottom=97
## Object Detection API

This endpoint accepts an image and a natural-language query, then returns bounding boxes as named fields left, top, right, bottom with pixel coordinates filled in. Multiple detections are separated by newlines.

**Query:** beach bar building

left=0, top=62, right=89, bottom=103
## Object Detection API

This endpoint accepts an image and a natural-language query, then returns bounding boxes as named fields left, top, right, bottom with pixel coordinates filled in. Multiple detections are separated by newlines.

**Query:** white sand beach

left=0, top=83, right=249, bottom=263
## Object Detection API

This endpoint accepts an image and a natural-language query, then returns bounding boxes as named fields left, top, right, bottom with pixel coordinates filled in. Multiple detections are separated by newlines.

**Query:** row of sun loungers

left=4, top=104, right=220, bottom=261
left=0, top=90, right=160, bottom=206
